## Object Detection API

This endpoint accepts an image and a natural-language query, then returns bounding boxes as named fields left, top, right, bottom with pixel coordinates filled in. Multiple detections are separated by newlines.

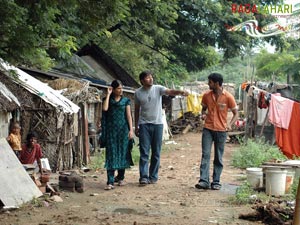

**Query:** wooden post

left=82, top=103, right=90, bottom=165
left=293, top=178, right=300, bottom=225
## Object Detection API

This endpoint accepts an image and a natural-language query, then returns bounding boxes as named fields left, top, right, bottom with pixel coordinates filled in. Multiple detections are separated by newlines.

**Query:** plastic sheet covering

left=0, top=81, right=20, bottom=106
left=0, top=59, right=80, bottom=114
left=186, top=93, right=203, bottom=115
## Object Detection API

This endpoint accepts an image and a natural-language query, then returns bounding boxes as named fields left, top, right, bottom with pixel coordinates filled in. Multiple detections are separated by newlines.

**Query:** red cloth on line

left=20, top=143, right=43, bottom=164
left=258, top=91, right=268, bottom=109
left=275, top=102, right=300, bottom=159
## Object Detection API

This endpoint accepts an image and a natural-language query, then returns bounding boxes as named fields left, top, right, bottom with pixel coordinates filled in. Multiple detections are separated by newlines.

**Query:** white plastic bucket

left=246, top=167, right=263, bottom=188
left=265, top=168, right=287, bottom=196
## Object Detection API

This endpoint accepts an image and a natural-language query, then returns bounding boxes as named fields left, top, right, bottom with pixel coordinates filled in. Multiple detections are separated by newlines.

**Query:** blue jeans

left=107, top=169, right=125, bottom=185
left=139, top=123, right=163, bottom=182
left=199, top=128, right=227, bottom=186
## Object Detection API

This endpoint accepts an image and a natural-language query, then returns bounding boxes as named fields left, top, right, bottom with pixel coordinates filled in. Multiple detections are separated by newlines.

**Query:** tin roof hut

left=0, top=60, right=81, bottom=171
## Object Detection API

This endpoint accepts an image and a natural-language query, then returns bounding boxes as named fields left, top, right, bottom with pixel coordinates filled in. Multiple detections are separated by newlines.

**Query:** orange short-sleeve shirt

left=202, top=89, right=237, bottom=131
left=8, top=133, right=22, bottom=151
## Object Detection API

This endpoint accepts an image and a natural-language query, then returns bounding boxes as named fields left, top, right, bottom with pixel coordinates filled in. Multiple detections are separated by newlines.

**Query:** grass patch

left=89, top=137, right=180, bottom=170
left=231, top=138, right=287, bottom=169
left=89, top=150, right=106, bottom=170
left=89, top=138, right=140, bottom=170
left=228, top=182, right=269, bottom=205
left=131, top=144, right=140, bottom=165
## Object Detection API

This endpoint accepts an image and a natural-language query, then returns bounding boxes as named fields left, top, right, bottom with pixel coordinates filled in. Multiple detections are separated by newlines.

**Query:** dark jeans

left=199, top=128, right=227, bottom=186
left=139, top=123, right=163, bottom=182
left=107, top=169, right=125, bottom=185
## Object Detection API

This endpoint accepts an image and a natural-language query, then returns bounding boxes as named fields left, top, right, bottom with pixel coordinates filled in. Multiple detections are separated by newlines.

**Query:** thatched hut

left=0, top=60, right=81, bottom=171
left=44, top=78, right=103, bottom=160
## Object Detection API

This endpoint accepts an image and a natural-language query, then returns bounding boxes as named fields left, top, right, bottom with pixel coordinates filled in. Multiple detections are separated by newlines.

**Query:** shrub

left=289, top=176, right=300, bottom=199
left=231, top=138, right=287, bottom=169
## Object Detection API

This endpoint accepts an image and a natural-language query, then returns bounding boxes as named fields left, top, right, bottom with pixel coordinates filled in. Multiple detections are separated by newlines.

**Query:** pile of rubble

left=59, top=171, right=84, bottom=193
left=239, top=199, right=294, bottom=225
left=170, top=112, right=203, bottom=134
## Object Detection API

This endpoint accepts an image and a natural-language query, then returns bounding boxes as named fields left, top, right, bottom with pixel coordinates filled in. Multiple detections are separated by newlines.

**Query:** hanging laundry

left=245, top=84, right=251, bottom=93
left=275, top=102, right=300, bottom=158
left=258, top=91, right=268, bottom=109
left=257, top=108, right=269, bottom=125
left=247, top=86, right=255, bottom=96
left=241, top=82, right=249, bottom=90
left=269, top=94, right=294, bottom=129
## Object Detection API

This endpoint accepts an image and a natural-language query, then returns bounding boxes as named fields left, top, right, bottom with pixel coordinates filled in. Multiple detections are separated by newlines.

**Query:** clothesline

left=241, top=82, right=300, bottom=158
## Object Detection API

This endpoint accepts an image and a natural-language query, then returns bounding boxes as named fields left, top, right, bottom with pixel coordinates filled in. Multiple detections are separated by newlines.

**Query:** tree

left=0, top=0, right=288, bottom=84
left=255, top=49, right=296, bottom=82
left=0, top=0, right=131, bottom=69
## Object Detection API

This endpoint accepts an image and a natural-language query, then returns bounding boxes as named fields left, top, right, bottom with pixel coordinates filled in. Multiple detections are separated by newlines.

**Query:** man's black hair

left=26, top=131, right=38, bottom=141
left=208, top=73, right=223, bottom=86
left=139, top=70, right=152, bottom=81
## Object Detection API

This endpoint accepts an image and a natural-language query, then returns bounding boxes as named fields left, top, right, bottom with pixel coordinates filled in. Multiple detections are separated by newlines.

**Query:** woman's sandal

left=118, top=180, right=126, bottom=186
left=104, top=184, right=115, bottom=190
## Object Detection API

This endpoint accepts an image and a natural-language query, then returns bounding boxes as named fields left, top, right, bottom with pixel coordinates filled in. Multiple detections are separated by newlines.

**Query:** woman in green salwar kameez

left=101, top=80, right=134, bottom=190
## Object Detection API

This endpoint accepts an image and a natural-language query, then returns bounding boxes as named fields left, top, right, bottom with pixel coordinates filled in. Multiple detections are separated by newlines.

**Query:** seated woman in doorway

left=20, top=132, right=43, bottom=173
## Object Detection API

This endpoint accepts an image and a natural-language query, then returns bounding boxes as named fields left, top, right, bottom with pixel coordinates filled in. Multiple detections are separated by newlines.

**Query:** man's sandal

left=211, top=184, right=221, bottom=190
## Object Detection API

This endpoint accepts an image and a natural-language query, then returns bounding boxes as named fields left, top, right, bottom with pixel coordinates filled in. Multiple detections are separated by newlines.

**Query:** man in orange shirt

left=195, top=73, right=238, bottom=190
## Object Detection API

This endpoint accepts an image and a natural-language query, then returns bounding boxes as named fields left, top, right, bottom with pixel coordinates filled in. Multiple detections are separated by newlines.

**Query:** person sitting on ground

left=6, top=122, right=22, bottom=157
left=20, top=132, right=43, bottom=173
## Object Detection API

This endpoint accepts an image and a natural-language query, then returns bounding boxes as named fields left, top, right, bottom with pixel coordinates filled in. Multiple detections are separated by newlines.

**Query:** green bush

left=289, top=176, right=300, bottom=198
left=231, top=138, right=287, bottom=169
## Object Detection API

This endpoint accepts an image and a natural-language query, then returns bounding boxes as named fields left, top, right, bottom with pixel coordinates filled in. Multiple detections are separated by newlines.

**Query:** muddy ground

left=0, top=132, right=260, bottom=225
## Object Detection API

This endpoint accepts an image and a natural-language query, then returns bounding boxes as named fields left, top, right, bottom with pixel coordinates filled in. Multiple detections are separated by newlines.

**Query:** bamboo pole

left=293, top=177, right=300, bottom=225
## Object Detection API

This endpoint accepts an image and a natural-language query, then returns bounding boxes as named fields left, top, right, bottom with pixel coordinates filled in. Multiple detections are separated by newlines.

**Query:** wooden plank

left=227, top=131, right=245, bottom=136
left=262, top=162, right=300, bottom=168
left=0, top=138, right=42, bottom=208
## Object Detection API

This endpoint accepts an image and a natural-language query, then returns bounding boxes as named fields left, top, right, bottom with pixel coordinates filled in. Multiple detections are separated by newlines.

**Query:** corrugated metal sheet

left=1, top=60, right=80, bottom=114
left=0, top=138, right=42, bottom=207
left=0, top=81, right=20, bottom=106
left=81, top=55, right=115, bottom=82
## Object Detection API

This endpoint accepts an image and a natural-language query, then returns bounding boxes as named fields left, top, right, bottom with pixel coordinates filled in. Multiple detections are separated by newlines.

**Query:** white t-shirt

left=134, top=85, right=167, bottom=125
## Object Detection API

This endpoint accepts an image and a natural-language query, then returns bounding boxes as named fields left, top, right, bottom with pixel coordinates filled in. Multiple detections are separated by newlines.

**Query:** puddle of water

left=114, top=208, right=139, bottom=215
left=113, top=207, right=176, bottom=217
left=220, top=183, right=239, bottom=195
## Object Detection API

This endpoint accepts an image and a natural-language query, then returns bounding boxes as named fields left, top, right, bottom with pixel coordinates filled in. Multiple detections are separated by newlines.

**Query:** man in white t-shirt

left=134, top=71, right=188, bottom=185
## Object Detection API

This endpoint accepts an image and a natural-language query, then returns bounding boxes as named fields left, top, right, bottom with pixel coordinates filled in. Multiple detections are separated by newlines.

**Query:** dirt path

left=0, top=132, right=259, bottom=225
